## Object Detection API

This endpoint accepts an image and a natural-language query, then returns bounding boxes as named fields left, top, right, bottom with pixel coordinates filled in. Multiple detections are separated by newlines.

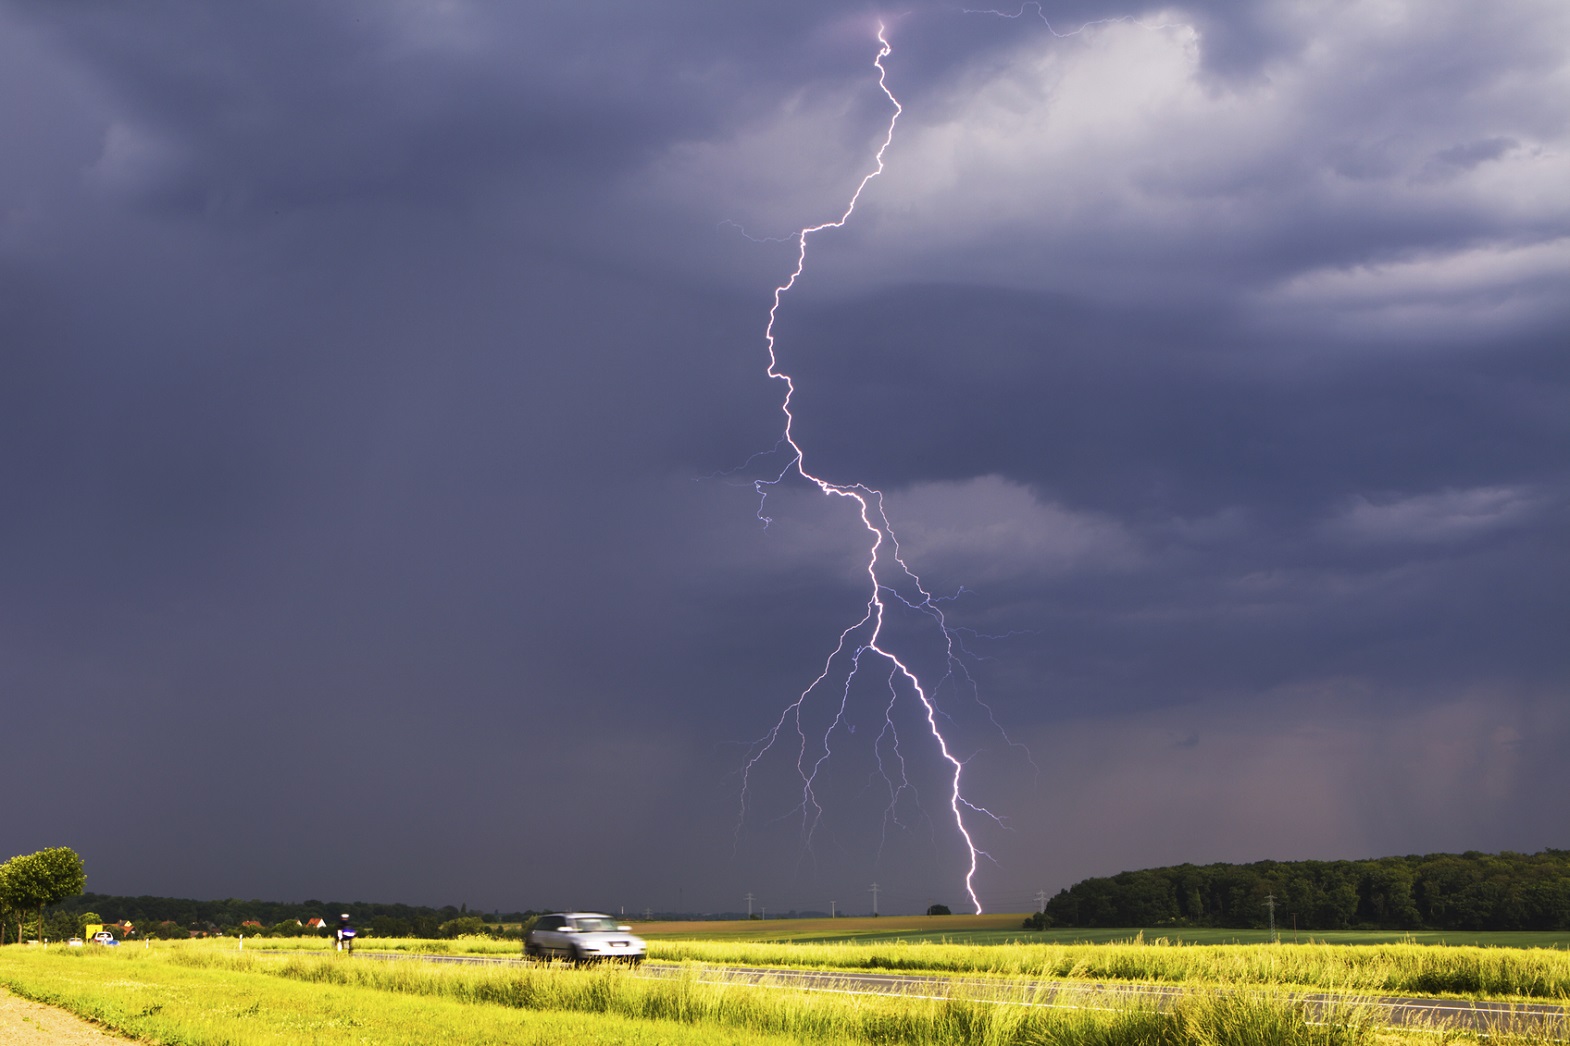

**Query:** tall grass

left=168, top=948, right=1392, bottom=1046
left=646, top=938, right=1570, bottom=999
left=0, top=946, right=787, bottom=1046
left=7, top=946, right=1565, bottom=1046
left=201, top=933, right=1570, bottom=999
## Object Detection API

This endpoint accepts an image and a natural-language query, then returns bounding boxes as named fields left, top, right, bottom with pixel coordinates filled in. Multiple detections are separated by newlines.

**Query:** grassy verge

left=0, top=944, right=1439, bottom=1046
left=8, top=943, right=1570, bottom=1046
left=633, top=919, right=1570, bottom=950
left=0, top=946, right=811, bottom=1046
left=216, top=933, right=1570, bottom=1000
left=647, top=938, right=1570, bottom=999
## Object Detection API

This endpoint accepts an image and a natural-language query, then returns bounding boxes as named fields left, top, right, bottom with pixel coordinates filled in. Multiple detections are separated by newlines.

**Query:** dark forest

left=1030, top=850, right=1570, bottom=931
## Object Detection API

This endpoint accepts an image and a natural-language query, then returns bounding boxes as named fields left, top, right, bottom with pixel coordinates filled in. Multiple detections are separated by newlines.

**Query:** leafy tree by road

left=3, top=847, right=86, bottom=943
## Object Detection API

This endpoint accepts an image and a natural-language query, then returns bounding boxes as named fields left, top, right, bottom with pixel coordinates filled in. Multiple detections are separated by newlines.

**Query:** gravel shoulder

left=0, top=987, right=132, bottom=1045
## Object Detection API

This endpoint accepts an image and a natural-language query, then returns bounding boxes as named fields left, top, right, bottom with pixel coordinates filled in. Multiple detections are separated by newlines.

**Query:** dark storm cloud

left=26, top=10, right=664, bottom=245
left=2, top=0, right=1565, bottom=913
left=12, top=0, right=922, bottom=220
left=778, top=286, right=1568, bottom=512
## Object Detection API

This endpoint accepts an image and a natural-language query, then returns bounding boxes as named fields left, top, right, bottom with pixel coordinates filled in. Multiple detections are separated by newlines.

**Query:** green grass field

left=4, top=927, right=1567, bottom=1044
left=633, top=915, right=1570, bottom=949
left=0, top=946, right=812, bottom=1046
left=650, top=937, right=1570, bottom=999
left=0, top=943, right=1497, bottom=1046
left=230, top=920, right=1570, bottom=998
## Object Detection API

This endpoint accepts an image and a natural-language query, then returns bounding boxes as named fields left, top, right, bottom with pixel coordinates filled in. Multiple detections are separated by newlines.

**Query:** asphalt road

left=369, top=951, right=1568, bottom=1036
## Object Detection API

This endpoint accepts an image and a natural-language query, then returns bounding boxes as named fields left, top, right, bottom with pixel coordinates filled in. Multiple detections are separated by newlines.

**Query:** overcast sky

left=3, top=0, right=1566, bottom=917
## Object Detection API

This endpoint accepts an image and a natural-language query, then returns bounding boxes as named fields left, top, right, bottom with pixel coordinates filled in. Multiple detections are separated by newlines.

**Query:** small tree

left=926, top=904, right=952, bottom=916
left=438, top=915, right=488, bottom=938
left=5, top=847, right=86, bottom=942
left=148, top=920, right=186, bottom=940
left=1022, top=910, right=1053, bottom=930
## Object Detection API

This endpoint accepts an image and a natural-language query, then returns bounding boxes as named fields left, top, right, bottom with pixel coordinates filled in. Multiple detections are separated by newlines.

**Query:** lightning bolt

left=733, top=24, right=1006, bottom=915
left=724, top=5, right=1193, bottom=913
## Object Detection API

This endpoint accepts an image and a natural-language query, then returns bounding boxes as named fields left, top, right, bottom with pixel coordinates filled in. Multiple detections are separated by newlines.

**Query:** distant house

left=305, top=917, right=328, bottom=930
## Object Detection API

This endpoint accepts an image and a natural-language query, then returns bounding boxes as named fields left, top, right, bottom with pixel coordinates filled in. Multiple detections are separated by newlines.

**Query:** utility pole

left=643, top=908, right=652, bottom=920
left=760, top=906, right=766, bottom=920
left=1035, top=890, right=1047, bottom=913
left=830, top=900, right=836, bottom=918
left=869, top=883, right=880, bottom=917
left=1264, top=894, right=1278, bottom=944
left=745, top=892, right=755, bottom=918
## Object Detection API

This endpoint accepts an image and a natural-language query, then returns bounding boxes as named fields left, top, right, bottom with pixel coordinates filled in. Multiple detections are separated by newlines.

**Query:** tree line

left=45, top=893, right=541, bottom=940
left=0, top=843, right=549, bottom=943
left=1027, top=849, right=1570, bottom=931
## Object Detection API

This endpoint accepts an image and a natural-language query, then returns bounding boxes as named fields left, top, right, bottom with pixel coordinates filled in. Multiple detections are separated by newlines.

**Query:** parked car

left=525, top=913, right=644, bottom=963
left=67, top=937, right=84, bottom=947
left=91, top=931, right=119, bottom=946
